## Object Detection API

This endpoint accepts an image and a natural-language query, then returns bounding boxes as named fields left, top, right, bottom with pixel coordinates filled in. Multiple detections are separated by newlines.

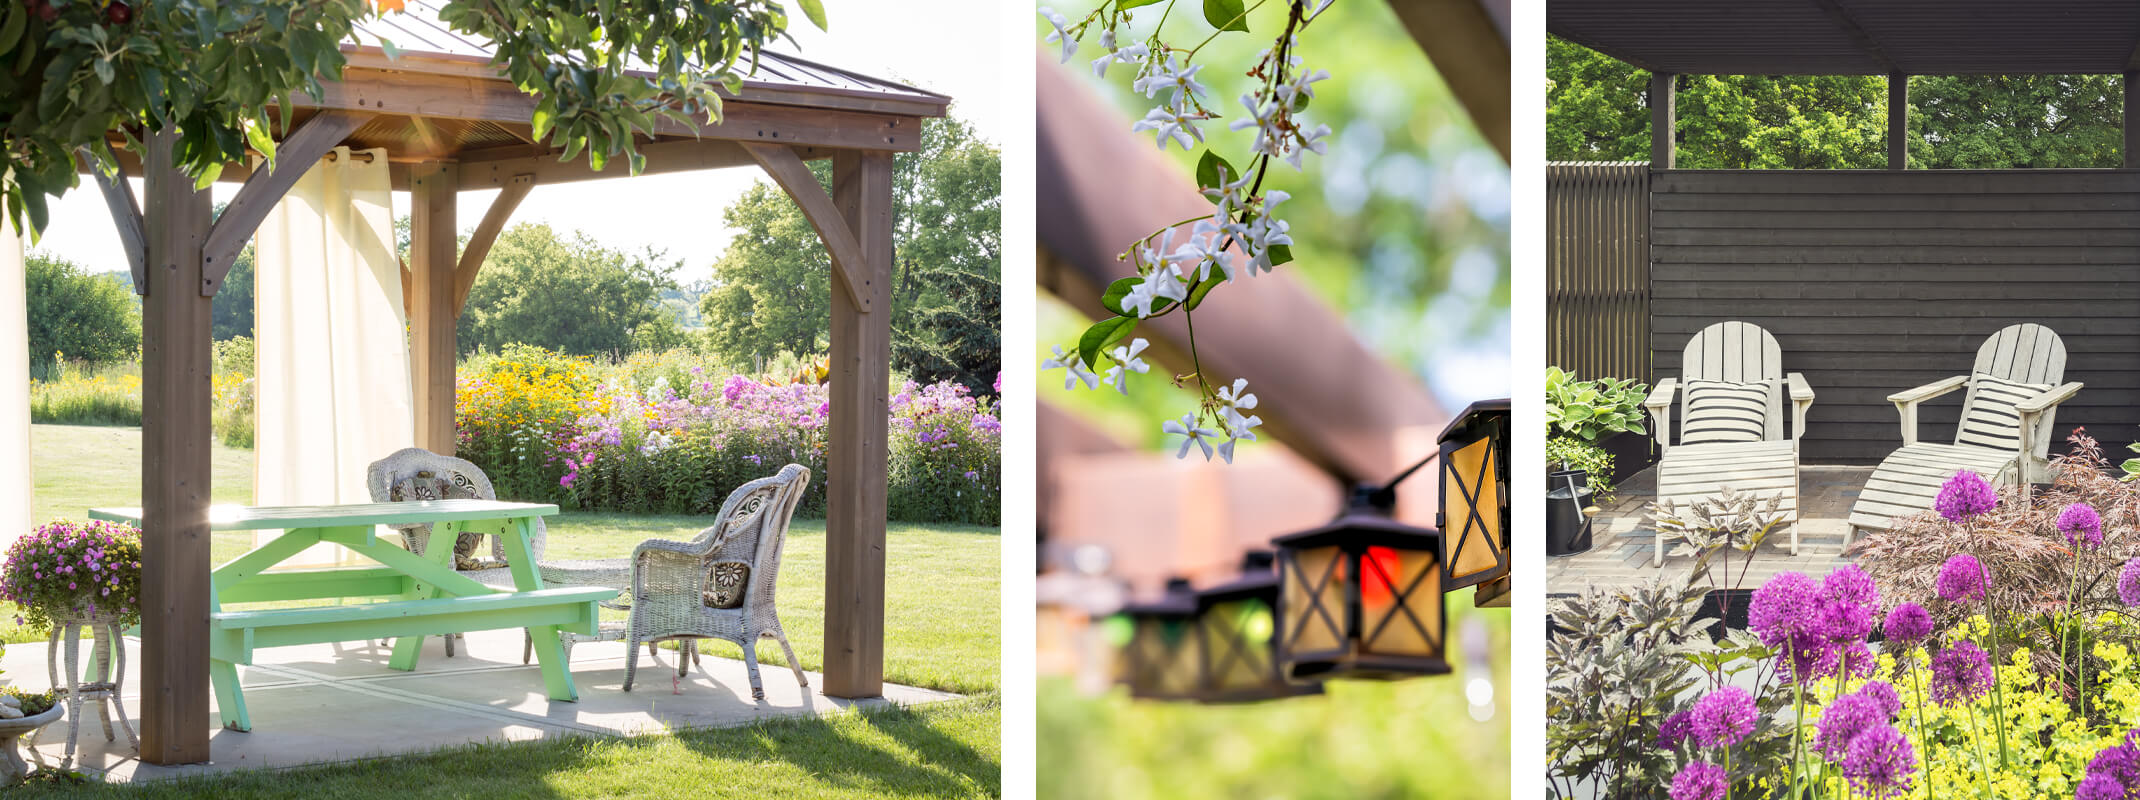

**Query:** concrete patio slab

left=0, top=627, right=960, bottom=783
left=1546, top=464, right=1868, bottom=595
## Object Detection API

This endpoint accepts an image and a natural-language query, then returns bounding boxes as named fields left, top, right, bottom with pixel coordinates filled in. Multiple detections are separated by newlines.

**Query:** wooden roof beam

left=80, top=147, right=147, bottom=294
left=454, top=173, right=534, bottom=313
left=1810, top=0, right=1901, bottom=74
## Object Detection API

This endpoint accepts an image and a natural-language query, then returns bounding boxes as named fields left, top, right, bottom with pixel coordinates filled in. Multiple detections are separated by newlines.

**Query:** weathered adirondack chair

left=1845, top=323, right=2083, bottom=545
left=1644, top=321, right=1814, bottom=563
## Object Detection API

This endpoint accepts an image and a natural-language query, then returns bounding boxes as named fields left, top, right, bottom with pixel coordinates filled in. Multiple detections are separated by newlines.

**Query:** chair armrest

left=1886, top=375, right=1967, bottom=406
left=1643, top=379, right=1679, bottom=452
left=1785, top=373, right=1814, bottom=402
left=1644, top=378, right=1679, bottom=411
left=1784, top=373, right=1814, bottom=442
left=2015, top=381, right=2083, bottom=415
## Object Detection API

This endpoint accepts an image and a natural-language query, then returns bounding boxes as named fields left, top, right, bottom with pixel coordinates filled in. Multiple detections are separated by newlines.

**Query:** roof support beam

left=1888, top=73, right=1908, bottom=171
left=2127, top=71, right=2139, bottom=168
left=454, top=173, right=535, bottom=313
left=81, top=148, right=146, bottom=294
left=1387, top=0, right=1509, bottom=161
left=743, top=141, right=873, bottom=312
left=201, top=110, right=374, bottom=296
left=1810, top=0, right=1900, bottom=74
left=1650, top=72, right=1675, bottom=169
left=457, top=138, right=827, bottom=189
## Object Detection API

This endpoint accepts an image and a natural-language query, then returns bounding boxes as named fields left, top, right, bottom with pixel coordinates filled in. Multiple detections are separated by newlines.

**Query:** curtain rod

left=321, top=151, right=376, bottom=163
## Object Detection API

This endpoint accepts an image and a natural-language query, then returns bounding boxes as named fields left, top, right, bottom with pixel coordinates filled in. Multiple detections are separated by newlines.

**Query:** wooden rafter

left=200, top=110, right=374, bottom=296
left=80, top=148, right=147, bottom=294
left=454, top=173, right=535, bottom=312
left=743, top=141, right=872, bottom=312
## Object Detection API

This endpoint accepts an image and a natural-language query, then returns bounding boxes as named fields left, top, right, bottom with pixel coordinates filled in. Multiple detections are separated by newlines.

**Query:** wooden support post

left=1888, top=72, right=1908, bottom=171
left=1649, top=72, right=1675, bottom=169
left=822, top=150, right=892, bottom=699
left=138, top=130, right=215, bottom=764
left=409, top=163, right=459, bottom=455
left=454, top=173, right=535, bottom=313
left=2127, top=71, right=2139, bottom=168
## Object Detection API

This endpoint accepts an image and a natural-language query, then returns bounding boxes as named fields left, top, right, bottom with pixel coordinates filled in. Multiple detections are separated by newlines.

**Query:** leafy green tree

left=456, top=222, right=680, bottom=357
left=0, top=0, right=824, bottom=235
left=1547, top=36, right=2125, bottom=169
left=24, top=251, right=139, bottom=378
left=700, top=113, right=1001, bottom=393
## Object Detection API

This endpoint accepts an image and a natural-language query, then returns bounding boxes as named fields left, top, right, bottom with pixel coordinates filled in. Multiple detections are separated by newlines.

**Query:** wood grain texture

left=81, top=149, right=146, bottom=294
left=201, top=110, right=374, bottom=295
left=455, top=173, right=535, bottom=313
left=1650, top=170, right=2140, bottom=464
left=743, top=141, right=870, bottom=311
left=409, top=162, right=459, bottom=456
left=138, top=129, right=215, bottom=764
left=821, top=150, right=892, bottom=699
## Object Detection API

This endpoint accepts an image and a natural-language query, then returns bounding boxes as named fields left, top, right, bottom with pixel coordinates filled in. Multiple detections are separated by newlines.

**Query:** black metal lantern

left=1438, top=398, right=1511, bottom=607
left=1111, top=578, right=1204, bottom=701
left=1193, top=552, right=1323, bottom=703
left=1272, top=487, right=1449, bottom=681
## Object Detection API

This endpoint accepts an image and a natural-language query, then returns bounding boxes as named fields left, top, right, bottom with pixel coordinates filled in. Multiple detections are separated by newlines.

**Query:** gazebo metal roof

left=1549, top=0, right=2140, bottom=75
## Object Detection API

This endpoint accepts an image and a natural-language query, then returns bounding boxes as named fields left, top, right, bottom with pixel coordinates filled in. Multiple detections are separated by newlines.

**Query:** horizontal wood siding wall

left=1548, top=162, right=1652, bottom=385
left=1651, top=170, right=2140, bottom=465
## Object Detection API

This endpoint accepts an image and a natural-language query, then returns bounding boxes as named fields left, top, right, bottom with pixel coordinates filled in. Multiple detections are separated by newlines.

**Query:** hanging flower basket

left=0, top=520, right=144, bottom=634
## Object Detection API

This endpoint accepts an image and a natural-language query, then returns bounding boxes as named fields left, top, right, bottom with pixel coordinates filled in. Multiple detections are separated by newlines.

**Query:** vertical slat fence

left=1546, top=161, right=1652, bottom=384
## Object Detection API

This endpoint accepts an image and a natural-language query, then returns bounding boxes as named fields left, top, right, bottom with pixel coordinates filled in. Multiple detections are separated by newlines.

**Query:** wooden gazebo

left=81, top=9, right=946, bottom=764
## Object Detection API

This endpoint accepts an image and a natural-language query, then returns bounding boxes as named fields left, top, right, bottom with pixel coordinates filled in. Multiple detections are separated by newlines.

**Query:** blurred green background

left=1035, top=1, right=1513, bottom=797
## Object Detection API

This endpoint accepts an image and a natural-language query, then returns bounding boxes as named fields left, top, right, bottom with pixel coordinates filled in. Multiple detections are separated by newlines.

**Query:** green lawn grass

left=16, top=424, right=1001, bottom=796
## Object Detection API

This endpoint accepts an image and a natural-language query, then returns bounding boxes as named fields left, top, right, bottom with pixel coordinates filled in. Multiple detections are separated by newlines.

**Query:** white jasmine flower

left=1091, top=29, right=1148, bottom=78
left=1276, top=68, right=1331, bottom=105
left=1121, top=275, right=1161, bottom=319
left=1041, top=344, right=1101, bottom=390
left=1162, top=413, right=1220, bottom=461
left=1216, top=420, right=1258, bottom=464
left=1287, top=123, right=1332, bottom=170
left=1132, top=57, right=1208, bottom=111
left=1131, top=106, right=1205, bottom=151
left=1307, top=0, right=1336, bottom=23
left=1167, top=231, right=1229, bottom=284
left=1041, top=8, right=1077, bottom=64
left=1102, top=338, right=1151, bottom=394
left=1200, top=166, right=1252, bottom=217
left=1216, top=378, right=1259, bottom=428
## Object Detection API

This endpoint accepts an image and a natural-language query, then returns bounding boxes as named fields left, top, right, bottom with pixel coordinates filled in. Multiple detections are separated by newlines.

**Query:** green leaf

left=194, top=162, right=223, bottom=192
left=1194, top=150, right=1235, bottom=191
left=1078, top=317, right=1137, bottom=371
left=378, top=35, right=402, bottom=61
left=1265, top=244, right=1292, bottom=267
left=1099, top=276, right=1142, bottom=318
left=531, top=97, right=557, bottom=142
left=796, top=0, right=828, bottom=31
left=1118, top=0, right=1165, bottom=8
left=244, top=117, right=276, bottom=166
left=1184, top=276, right=1223, bottom=310
left=1202, top=0, right=1248, bottom=32
left=0, top=6, right=26, bottom=56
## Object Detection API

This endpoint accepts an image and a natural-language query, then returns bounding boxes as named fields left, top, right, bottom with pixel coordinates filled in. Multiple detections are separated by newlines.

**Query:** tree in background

left=24, top=251, right=139, bottom=378
left=1547, top=36, right=2125, bottom=169
left=700, top=113, right=1001, bottom=394
left=457, top=222, right=680, bottom=358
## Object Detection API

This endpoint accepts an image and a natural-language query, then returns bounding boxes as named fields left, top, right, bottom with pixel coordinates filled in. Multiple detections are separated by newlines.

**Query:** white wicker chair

left=623, top=464, right=811, bottom=699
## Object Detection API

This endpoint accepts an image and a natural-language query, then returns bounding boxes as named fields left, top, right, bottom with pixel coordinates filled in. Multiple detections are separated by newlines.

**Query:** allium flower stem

left=1906, top=660, right=1932, bottom=800
left=1964, top=700, right=1992, bottom=800
left=1984, top=610, right=2010, bottom=767
left=1792, top=681, right=1807, bottom=800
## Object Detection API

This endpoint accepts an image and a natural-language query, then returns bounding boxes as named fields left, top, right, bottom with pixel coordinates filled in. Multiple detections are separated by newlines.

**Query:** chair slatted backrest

left=1678, top=321, right=1786, bottom=442
left=1962, top=323, right=2067, bottom=458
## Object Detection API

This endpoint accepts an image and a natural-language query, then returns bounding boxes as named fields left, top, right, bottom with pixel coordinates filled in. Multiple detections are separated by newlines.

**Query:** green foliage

left=1544, top=366, right=1647, bottom=442
left=27, top=366, right=137, bottom=426
left=701, top=114, right=1001, bottom=396
left=1543, top=436, right=1613, bottom=494
left=0, top=0, right=816, bottom=236
left=1545, top=576, right=1717, bottom=798
left=211, top=240, right=255, bottom=341
left=1549, top=36, right=2128, bottom=169
left=23, top=251, right=137, bottom=380
left=457, top=223, right=682, bottom=358
left=0, top=519, right=144, bottom=633
left=0, top=686, right=56, bottom=717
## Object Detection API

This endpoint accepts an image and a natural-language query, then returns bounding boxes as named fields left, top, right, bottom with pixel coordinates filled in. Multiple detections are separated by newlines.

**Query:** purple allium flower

left=1689, top=687, right=1757, bottom=748
left=1856, top=681, right=1903, bottom=717
left=1668, top=761, right=1728, bottom=800
left=2120, top=559, right=2140, bottom=608
left=1819, top=565, right=1880, bottom=643
left=1929, top=640, right=1994, bottom=706
left=1751, top=572, right=1820, bottom=647
left=1882, top=602, right=1934, bottom=647
left=2079, top=731, right=2140, bottom=799
left=2078, top=774, right=2126, bottom=800
left=1841, top=724, right=1917, bottom=799
left=2061, top=503, right=2105, bottom=549
left=1657, top=710, right=1694, bottom=751
left=1936, top=554, right=1988, bottom=605
left=1934, top=470, right=1998, bottom=522
left=1816, top=692, right=1885, bottom=760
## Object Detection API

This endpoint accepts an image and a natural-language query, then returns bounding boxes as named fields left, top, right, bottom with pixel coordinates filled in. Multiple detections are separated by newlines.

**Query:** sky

left=28, top=0, right=1002, bottom=285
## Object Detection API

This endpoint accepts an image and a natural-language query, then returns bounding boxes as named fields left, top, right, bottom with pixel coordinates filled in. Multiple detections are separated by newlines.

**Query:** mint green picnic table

left=89, top=500, right=618, bottom=732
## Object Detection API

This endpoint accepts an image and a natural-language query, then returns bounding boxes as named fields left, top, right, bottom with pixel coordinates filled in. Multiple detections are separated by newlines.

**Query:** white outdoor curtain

left=0, top=220, right=25, bottom=546
left=253, top=146, right=411, bottom=564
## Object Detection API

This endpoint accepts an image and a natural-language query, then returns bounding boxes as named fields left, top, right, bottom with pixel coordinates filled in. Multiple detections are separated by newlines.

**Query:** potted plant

left=0, top=688, right=60, bottom=786
left=0, top=520, right=144, bottom=634
left=1544, top=366, right=1649, bottom=556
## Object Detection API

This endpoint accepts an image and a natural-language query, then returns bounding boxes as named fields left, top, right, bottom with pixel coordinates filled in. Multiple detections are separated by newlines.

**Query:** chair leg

left=624, top=632, right=642, bottom=693
left=774, top=628, right=807, bottom=688
left=740, top=638, right=765, bottom=701
left=1653, top=531, right=1666, bottom=567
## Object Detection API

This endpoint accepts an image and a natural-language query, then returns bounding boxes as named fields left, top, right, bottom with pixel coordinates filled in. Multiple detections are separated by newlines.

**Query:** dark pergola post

left=1888, top=72, right=1909, bottom=170
left=1650, top=72, right=1676, bottom=169
left=138, top=130, right=216, bottom=765
left=2126, top=70, right=2139, bottom=168
left=409, top=162, right=459, bottom=455
left=823, top=150, right=894, bottom=698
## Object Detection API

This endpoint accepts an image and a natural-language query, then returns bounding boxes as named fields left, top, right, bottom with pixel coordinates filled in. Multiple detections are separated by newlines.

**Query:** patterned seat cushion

left=702, top=562, right=750, bottom=609
left=1681, top=380, right=1770, bottom=444
left=1956, top=373, right=2051, bottom=452
left=387, top=470, right=488, bottom=562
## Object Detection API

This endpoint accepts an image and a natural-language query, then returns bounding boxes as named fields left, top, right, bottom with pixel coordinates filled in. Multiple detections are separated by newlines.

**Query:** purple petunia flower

left=2061, top=503, right=2106, bottom=549
left=1657, top=710, right=1694, bottom=751
left=1929, top=640, right=1994, bottom=706
left=1668, top=761, right=1728, bottom=800
left=1883, top=603, right=1934, bottom=647
left=2120, top=560, right=2140, bottom=608
left=1935, top=470, right=1998, bottom=522
left=1841, top=724, right=1917, bottom=799
left=1816, top=692, right=1885, bottom=760
left=1689, top=687, right=1757, bottom=748
left=1937, top=554, right=1989, bottom=605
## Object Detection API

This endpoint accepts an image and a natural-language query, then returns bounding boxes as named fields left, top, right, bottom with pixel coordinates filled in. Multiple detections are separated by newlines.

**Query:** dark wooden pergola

left=82, top=9, right=945, bottom=764
left=1547, top=0, right=2140, bottom=464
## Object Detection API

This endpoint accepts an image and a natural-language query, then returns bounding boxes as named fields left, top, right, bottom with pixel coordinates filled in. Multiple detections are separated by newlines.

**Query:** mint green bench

left=91, top=500, right=615, bottom=732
